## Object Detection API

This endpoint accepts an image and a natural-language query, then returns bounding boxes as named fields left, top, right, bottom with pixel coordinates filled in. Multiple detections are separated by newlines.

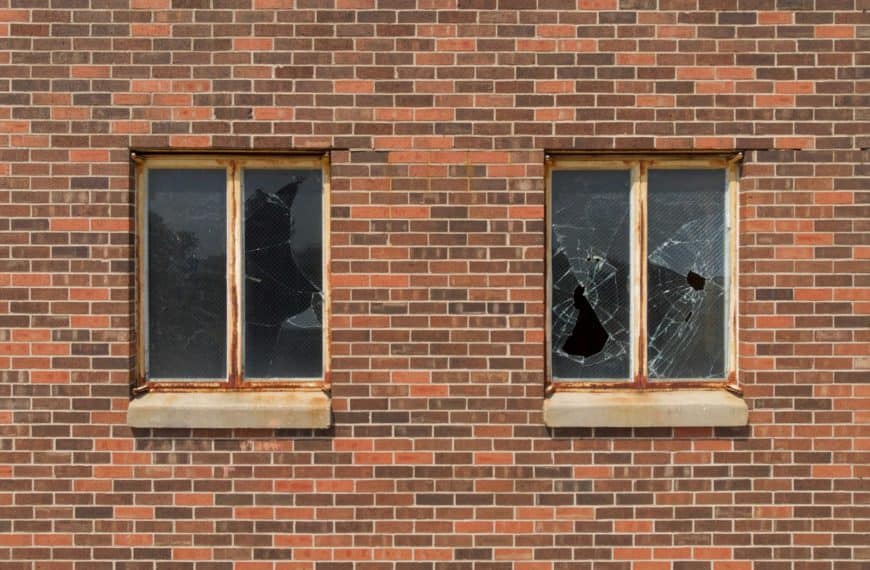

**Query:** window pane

left=551, top=170, right=631, bottom=380
left=243, top=169, right=323, bottom=379
left=148, top=169, right=227, bottom=380
left=647, top=169, right=726, bottom=379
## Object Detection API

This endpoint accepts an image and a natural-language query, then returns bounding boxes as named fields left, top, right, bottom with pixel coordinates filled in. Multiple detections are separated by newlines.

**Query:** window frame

left=133, top=153, right=331, bottom=394
left=545, top=153, right=741, bottom=395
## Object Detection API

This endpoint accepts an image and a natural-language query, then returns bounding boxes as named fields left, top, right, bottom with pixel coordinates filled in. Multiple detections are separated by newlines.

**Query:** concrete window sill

left=543, top=389, right=748, bottom=428
left=127, top=390, right=331, bottom=429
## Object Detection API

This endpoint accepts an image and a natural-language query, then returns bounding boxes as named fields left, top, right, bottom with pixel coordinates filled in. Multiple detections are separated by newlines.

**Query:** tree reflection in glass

left=147, top=169, right=227, bottom=380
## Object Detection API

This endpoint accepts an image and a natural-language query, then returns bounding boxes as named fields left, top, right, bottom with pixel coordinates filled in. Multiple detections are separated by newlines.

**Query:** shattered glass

left=243, top=169, right=322, bottom=379
left=551, top=170, right=631, bottom=380
left=647, top=169, right=727, bottom=379
left=148, top=169, right=227, bottom=380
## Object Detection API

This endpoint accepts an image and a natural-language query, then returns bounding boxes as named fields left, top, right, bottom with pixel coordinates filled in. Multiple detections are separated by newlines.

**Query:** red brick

left=1, top=4, right=865, bottom=567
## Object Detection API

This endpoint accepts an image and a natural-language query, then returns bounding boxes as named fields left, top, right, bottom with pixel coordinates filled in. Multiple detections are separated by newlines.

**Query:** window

left=128, top=154, right=331, bottom=429
left=544, top=155, right=747, bottom=427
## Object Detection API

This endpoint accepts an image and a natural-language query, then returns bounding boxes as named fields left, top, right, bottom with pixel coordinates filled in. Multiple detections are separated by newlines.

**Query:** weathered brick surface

left=1, top=1, right=868, bottom=568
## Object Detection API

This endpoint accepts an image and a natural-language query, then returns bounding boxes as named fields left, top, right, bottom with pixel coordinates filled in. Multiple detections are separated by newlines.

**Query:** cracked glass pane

left=148, top=169, right=227, bottom=380
left=647, top=169, right=726, bottom=379
left=551, top=170, right=631, bottom=380
left=243, top=169, right=322, bottom=379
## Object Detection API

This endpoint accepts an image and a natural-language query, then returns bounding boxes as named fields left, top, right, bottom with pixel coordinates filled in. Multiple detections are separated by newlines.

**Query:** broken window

left=135, top=155, right=328, bottom=392
left=551, top=170, right=631, bottom=380
left=647, top=169, right=726, bottom=379
left=243, top=169, right=323, bottom=379
left=548, top=156, right=738, bottom=389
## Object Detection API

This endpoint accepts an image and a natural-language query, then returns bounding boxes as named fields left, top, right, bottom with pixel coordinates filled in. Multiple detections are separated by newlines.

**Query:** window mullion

left=631, top=162, right=649, bottom=387
left=227, top=160, right=243, bottom=387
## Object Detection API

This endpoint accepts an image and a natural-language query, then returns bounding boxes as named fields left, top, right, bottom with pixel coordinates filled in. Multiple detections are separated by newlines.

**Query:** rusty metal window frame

left=545, top=153, right=741, bottom=395
left=133, top=153, right=331, bottom=394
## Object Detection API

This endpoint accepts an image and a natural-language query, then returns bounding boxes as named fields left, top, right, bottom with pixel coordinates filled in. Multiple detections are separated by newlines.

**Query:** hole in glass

left=686, top=270, right=706, bottom=291
left=562, top=284, right=610, bottom=358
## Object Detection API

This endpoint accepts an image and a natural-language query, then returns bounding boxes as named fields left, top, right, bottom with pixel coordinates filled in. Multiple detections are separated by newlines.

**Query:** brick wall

left=1, top=1, right=868, bottom=568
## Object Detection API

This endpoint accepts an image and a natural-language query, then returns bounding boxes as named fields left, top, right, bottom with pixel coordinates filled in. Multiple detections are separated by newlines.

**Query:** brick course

left=1, top=1, right=868, bottom=568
